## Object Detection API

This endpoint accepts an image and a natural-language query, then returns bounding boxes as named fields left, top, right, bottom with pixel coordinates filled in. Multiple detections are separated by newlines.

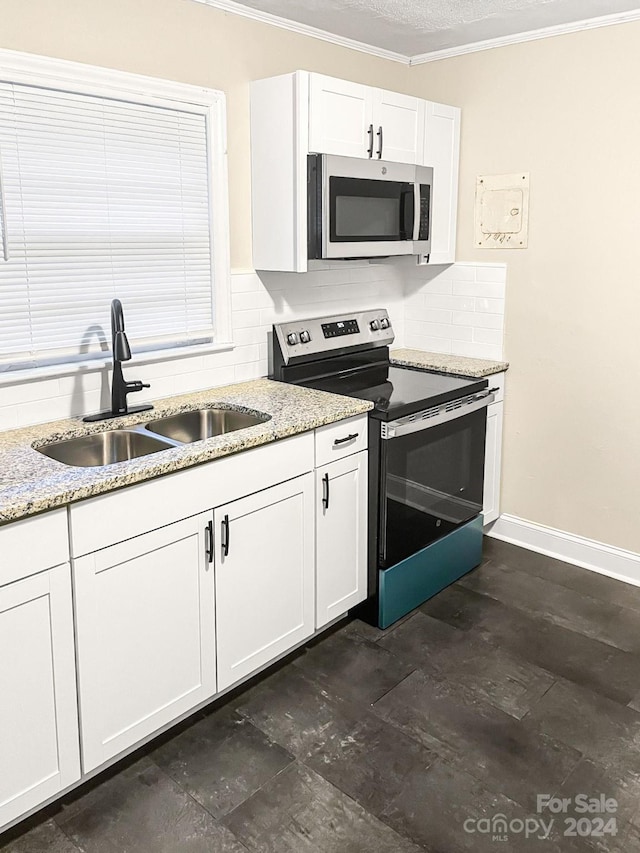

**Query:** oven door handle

left=381, top=391, right=496, bottom=439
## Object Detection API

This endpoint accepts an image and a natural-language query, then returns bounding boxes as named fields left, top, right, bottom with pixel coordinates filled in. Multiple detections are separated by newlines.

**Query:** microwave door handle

left=412, top=182, right=420, bottom=241
left=399, top=187, right=414, bottom=240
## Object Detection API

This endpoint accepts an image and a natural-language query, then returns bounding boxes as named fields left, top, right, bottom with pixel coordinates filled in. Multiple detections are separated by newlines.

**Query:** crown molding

left=409, top=8, right=640, bottom=64
left=191, top=1, right=640, bottom=67
left=190, top=0, right=410, bottom=64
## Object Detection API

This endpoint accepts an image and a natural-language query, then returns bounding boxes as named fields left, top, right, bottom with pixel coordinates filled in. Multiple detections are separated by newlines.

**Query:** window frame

left=0, top=48, right=233, bottom=381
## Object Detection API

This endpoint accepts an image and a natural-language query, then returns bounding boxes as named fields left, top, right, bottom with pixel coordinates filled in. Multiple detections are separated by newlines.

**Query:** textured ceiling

left=227, top=0, right=640, bottom=55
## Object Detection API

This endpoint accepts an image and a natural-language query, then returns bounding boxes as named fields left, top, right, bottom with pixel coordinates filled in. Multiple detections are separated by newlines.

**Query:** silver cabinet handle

left=376, top=126, right=383, bottom=159
left=0, top=146, right=8, bottom=261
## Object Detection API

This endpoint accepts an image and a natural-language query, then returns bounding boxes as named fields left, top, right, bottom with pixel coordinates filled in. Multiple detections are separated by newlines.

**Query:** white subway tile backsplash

left=404, top=263, right=506, bottom=360
left=418, top=308, right=453, bottom=324
left=475, top=297, right=505, bottom=314
left=233, top=309, right=262, bottom=329
left=447, top=263, right=475, bottom=281
left=453, top=311, right=503, bottom=330
left=424, top=294, right=475, bottom=312
left=475, top=265, right=507, bottom=283
left=0, top=262, right=501, bottom=429
left=453, top=340, right=503, bottom=360
left=473, top=328, right=503, bottom=345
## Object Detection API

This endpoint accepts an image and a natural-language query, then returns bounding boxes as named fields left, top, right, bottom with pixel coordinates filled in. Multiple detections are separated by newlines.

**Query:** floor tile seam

left=289, top=654, right=414, bottom=714
left=456, top=581, right=640, bottom=656
left=141, top=752, right=251, bottom=849
left=486, top=554, right=640, bottom=615
left=293, top=759, right=433, bottom=853
left=217, top=759, right=300, bottom=825
left=432, top=750, right=585, bottom=818
left=518, top=676, right=559, bottom=721
left=446, top=607, right=640, bottom=690
left=49, top=821, right=84, bottom=852
left=470, top=558, right=637, bottom=619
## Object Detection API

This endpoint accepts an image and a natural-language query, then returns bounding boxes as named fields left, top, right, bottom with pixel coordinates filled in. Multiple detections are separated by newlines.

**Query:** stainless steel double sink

left=36, top=408, right=271, bottom=468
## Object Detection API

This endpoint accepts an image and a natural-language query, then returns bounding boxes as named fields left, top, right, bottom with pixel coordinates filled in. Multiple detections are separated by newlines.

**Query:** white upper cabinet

left=309, top=74, right=374, bottom=159
left=372, top=89, right=425, bottom=165
left=422, top=101, right=461, bottom=265
left=308, top=74, right=424, bottom=165
left=251, top=71, right=460, bottom=271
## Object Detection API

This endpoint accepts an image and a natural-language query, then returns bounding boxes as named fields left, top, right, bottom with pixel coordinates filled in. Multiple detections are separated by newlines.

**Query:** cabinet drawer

left=0, top=510, right=69, bottom=587
left=315, top=414, right=368, bottom=467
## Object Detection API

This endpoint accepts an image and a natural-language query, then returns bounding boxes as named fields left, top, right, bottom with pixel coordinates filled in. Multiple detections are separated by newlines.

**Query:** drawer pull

left=334, top=432, right=358, bottom=446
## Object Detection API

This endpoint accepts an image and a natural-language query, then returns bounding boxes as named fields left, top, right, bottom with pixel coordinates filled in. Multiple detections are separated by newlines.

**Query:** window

left=0, top=51, right=230, bottom=374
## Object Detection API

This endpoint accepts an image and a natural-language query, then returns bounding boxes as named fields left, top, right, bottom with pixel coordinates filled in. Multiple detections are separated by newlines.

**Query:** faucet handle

left=126, top=380, right=150, bottom=393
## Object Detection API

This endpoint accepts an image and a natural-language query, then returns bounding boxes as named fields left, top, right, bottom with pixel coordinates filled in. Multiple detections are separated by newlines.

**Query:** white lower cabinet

left=483, top=400, right=504, bottom=525
left=316, top=451, right=368, bottom=629
left=73, top=513, right=216, bottom=773
left=214, top=474, right=315, bottom=691
left=0, top=564, right=80, bottom=828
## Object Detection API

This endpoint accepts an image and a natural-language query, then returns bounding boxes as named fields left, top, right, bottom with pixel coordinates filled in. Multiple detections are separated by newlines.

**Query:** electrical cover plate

left=475, top=173, right=530, bottom=248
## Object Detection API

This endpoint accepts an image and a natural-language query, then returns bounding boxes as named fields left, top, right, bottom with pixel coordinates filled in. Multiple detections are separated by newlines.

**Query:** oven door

left=321, top=154, right=418, bottom=258
left=378, top=395, right=493, bottom=569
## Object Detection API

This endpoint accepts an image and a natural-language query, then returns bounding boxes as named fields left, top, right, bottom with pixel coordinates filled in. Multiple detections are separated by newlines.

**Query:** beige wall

left=2, top=1, right=639, bottom=552
left=0, top=0, right=413, bottom=270
left=412, top=23, right=640, bottom=552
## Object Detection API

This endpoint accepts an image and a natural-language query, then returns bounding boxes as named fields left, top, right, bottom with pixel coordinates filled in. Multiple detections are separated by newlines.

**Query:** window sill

left=0, top=342, right=236, bottom=388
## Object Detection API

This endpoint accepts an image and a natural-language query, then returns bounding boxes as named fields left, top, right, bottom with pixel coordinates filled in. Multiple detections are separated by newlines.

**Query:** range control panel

left=273, top=309, right=394, bottom=366
left=322, top=319, right=360, bottom=339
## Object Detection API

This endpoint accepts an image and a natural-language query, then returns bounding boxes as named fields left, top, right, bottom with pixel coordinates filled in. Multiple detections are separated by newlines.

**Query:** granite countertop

left=0, top=379, right=372, bottom=524
left=390, top=348, right=509, bottom=378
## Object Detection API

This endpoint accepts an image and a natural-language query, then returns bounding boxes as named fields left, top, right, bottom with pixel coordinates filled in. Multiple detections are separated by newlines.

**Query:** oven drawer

left=315, top=414, right=368, bottom=467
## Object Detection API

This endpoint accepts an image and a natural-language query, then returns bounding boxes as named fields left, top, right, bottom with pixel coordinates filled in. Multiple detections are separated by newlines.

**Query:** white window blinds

left=0, top=80, right=214, bottom=371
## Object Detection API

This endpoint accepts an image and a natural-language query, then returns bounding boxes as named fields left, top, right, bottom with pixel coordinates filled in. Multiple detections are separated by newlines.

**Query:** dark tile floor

left=4, top=537, right=640, bottom=852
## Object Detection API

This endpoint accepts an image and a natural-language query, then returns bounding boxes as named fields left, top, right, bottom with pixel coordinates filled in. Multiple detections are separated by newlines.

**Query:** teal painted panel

left=378, top=515, right=483, bottom=629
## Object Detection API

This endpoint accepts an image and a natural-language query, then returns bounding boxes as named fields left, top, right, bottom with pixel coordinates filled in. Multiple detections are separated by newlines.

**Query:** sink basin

left=37, top=430, right=176, bottom=467
left=145, top=408, right=270, bottom=443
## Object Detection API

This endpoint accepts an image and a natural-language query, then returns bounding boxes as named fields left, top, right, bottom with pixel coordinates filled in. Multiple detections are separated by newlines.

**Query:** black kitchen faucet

left=83, top=299, right=153, bottom=422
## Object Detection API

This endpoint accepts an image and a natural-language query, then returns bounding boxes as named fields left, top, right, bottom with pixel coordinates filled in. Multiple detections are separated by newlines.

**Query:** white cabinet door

left=373, top=89, right=425, bottom=165
left=316, top=451, right=368, bottom=629
left=215, top=474, right=315, bottom=691
left=423, top=101, right=461, bottom=264
left=309, top=74, right=374, bottom=158
left=0, top=565, right=80, bottom=830
left=483, top=401, right=504, bottom=525
left=74, top=513, right=216, bottom=773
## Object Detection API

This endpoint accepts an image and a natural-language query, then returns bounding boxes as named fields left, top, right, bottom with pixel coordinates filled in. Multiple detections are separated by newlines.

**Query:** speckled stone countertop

left=390, top=348, right=509, bottom=378
left=0, top=379, right=372, bottom=524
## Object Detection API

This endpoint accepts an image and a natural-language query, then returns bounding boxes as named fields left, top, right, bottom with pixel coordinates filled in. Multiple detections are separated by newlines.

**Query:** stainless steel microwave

left=307, top=153, right=433, bottom=261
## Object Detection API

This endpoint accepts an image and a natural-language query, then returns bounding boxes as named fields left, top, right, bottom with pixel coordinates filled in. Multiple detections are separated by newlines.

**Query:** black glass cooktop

left=300, top=364, right=488, bottom=421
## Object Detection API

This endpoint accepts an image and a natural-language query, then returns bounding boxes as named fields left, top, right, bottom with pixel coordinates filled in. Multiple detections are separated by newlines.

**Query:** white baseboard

left=485, top=514, right=640, bottom=588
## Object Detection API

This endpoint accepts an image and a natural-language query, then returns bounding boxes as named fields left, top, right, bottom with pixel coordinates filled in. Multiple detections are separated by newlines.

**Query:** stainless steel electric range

left=271, top=309, right=496, bottom=628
